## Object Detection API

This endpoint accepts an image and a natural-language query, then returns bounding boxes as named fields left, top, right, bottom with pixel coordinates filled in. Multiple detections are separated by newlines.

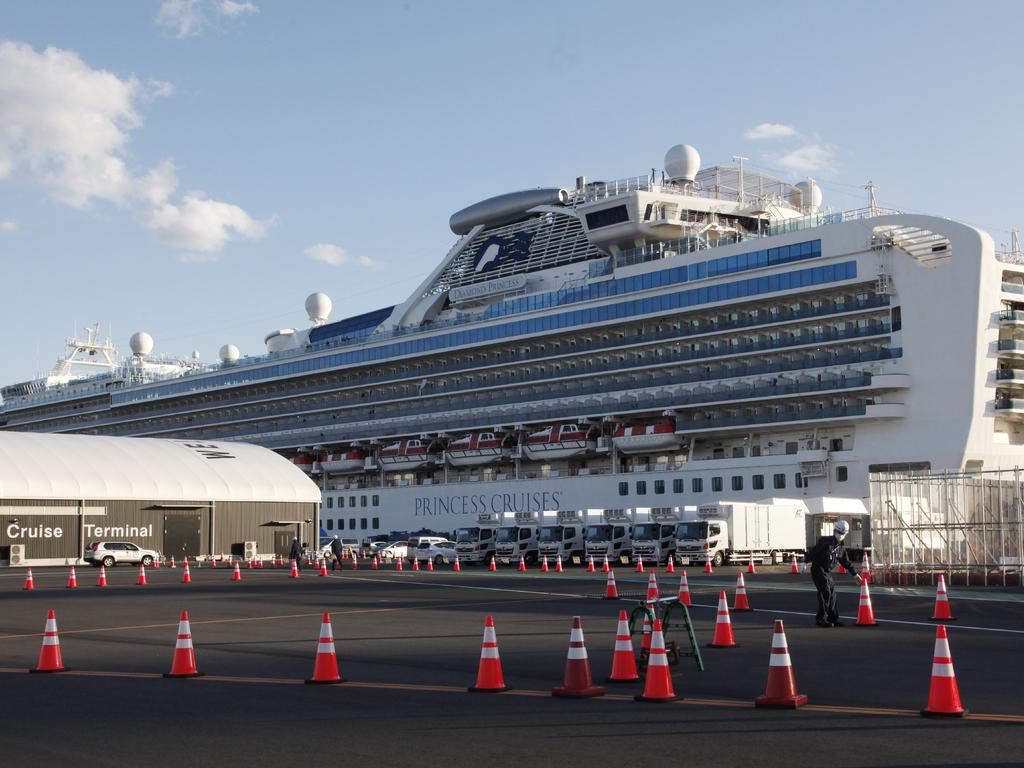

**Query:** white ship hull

left=522, top=440, right=596, bottom=461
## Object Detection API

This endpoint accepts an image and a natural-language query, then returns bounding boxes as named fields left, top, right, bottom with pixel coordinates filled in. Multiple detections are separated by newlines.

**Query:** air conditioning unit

left=244, top=541, right=257, bottom=560
left=10, top=544, right=25, bottom=566
left=805, top=439, right=822, bottom=450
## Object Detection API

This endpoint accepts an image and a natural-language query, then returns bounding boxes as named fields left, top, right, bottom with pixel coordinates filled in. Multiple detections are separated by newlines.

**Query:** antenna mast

left=864, top=181, right=879, bottom=217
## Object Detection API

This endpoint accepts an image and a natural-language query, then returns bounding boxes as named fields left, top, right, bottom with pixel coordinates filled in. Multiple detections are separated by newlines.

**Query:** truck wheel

left=712, top=551, right=724, bottom=568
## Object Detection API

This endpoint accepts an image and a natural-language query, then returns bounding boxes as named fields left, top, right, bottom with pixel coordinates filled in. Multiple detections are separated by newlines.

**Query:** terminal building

left=0, top=433, right=321, bottom=566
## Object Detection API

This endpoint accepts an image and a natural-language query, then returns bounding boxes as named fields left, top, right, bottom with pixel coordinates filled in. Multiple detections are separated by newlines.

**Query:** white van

left=406, top=536, right=448, bottom=564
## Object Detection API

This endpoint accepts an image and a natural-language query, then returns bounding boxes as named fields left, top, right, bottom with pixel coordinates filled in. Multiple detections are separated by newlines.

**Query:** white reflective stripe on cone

left=483, top=627, right=497, bottom=643
left=570, top=627, right=584, bottom=643
left=769, top=652, right=793, bottom=667
left=480, top=646, right=500, bottom=659
left=771, top=633, right=788, bottom=649
left=614, top=639, right=632, bottom=651
left=44, top=619, right=57, bottom=633
left=318, top=641, right=337, bottom=654
left=175, top=637, right=194, bottom=649
left=319, top=625, right=333, bottom=640
left=567, top=646, right=588, bottom=660
left=931, top=662, right=955, bottom=677
left=934, top=637, right=951, bottom=658
left=42, top=635, right=60, bottom=646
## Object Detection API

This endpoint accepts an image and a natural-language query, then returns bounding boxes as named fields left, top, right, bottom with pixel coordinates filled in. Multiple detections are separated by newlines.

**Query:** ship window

left=830, top=438, right=844, bottom=451
left=785, top=442, right=798, bottom=455
left=673, top=479, right=683, bottom=494
left=636, top=481, right=647, bottom=495
left=732, top=447, right=745, bottom=458
left=751, top=445, right=761, bottom=457
left=361, top=495, right=367, bottom=507
left=836, top=466, right=848, bottom=482
left=338, top=497, right=344, bottom=508
left=654, top=480, right=665, bottom=494
left=692, top=478, right=703, bottom=493
left=711, top=476, right=723, bottom=492
left=349, top=519, right=356, bottom=530
left=731, top=476, right=743, bottom=491
left=892, top=306, right=902, bottom=331
left=349, top=496, right=356, bottom=507
left=618, top=482, right=628, bottom=496
left=795, top=472, right=804, bottom=488
left=361, top=518, right=368, bottom=530
left=373, top=495, right=380, bottom=506
left=372, top=517, right=380, bottom=528
left=326, top=519, right=334, bottom=530
left=753, top=474, right=765, bottom=490
left=773, top=473, right=786, bottom=489
left=326, top=497, right=333, bottom=509
left=585, top=205, right=629, bottom=230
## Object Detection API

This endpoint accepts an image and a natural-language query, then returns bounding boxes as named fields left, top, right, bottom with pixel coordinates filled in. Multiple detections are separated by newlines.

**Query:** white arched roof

left=0, top=433, right=321, bottom=503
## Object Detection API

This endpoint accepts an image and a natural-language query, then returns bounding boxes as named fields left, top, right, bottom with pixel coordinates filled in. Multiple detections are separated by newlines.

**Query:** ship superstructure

left=4, top=143, right=1024, bottom=538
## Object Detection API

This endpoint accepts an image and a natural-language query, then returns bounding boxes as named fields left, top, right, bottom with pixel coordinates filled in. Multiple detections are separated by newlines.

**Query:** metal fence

left=869, top=469, right=1024, bottom=587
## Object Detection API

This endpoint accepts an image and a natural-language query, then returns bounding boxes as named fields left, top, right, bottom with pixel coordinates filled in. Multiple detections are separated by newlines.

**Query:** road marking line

left=0, top=667, right=1020, bottom=723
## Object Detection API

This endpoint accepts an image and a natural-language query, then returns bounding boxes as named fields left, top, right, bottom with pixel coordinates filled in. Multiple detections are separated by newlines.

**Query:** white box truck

left=585, top=509, right=633, bottom=564
left=538, top=510, right=586, bottom=563
left=454, top=512, right=500, bottom=565
left=675, top=502, right=807, bottom=567
left=494, top=512, right=540, bottom=565
left=631, top=507, right=681, bottom=566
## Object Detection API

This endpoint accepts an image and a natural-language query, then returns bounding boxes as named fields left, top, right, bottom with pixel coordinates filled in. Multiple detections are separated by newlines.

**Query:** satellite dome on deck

left=664, top=144, right=701, bottom=183
left=129, top=332, right=154, bottom=357
left=219, top=344, right=240, bottom=363
left=789, top=179, right=823, bottom=212
left=305, top=292, right=332, bottom=325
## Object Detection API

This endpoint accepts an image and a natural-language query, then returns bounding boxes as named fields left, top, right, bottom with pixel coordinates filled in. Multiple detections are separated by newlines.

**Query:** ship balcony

left=994, top=398, right=1024, bottom=419
left=995, top=369, right=1024, bottom=387
left=997, top=339, right=1024, bottom=357
left=999, top=310, right=1024, bottom=327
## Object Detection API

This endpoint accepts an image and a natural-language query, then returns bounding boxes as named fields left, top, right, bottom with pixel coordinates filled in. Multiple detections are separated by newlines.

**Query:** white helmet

left=834, top=520, right=850, bottom=540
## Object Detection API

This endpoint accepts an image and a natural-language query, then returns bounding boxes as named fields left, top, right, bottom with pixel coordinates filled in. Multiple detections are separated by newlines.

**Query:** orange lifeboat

left=611, top=420, right=682, bottom=454
left=319, top=448, right=367, bottom=474
left=379, top=439, right=439, bottom=471
left=522, top=424, right=595, bottom=461
left=446, top=432, right=509, bottom=467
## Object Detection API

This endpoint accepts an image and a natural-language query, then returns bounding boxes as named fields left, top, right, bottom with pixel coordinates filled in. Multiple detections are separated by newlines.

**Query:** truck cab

left=631, top=508, right=680, bottom=565
left=584, top=509, right=633, bottom=564
left=538, top=510, right=585, bottom=563
left=494, top=512, right=540, bottom=564
left=454, top=512, right=500, bottom=565
left=675, top=518, right=728, bottom=567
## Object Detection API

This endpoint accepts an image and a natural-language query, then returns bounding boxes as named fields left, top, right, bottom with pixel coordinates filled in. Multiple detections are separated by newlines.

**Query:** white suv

left=84, top=541, right=160, bottom=567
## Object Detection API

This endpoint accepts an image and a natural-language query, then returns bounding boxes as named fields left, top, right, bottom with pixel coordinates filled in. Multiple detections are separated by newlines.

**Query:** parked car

left=378, top=541, right=408, bottom=560
left=84, top=541, right=159, bottom=567
left=411, top=539, right=457, bottom=565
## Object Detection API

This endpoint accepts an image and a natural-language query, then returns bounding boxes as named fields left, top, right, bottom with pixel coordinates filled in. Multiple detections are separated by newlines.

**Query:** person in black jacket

left=289, top=536, right=303, bottom=570
left=329, top=535, right=345, bottom=571
left=806, top=519, right=861, bottom=627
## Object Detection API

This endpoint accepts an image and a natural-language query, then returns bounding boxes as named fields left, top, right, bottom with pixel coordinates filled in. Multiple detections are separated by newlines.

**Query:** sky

left=1, top=0, right=1023, bottom=387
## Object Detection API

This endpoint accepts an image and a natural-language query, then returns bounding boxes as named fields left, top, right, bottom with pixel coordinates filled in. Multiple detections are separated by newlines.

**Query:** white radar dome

left=219, top=344, right=241, bottom=363
left=664, top=144, right=701, bottom=183
left=789, top=179, right=823, bottom=212
left=305, top=292, right=332, bottom=325
left=129, top=331, right=154, bottom=357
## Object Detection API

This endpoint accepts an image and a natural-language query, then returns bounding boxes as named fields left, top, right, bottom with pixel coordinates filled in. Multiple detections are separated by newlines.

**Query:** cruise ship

left=4, top=143, right=1024, bottom=540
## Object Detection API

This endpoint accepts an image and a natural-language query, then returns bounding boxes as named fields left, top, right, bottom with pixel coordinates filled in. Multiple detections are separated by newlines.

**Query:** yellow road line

left=0, top=666, right=1020, bottom=723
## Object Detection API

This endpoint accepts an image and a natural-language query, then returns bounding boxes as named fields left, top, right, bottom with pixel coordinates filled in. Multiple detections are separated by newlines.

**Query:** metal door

left=274, top=531, right=293, bottom=557
left=163, top=514, right=201, bottom=559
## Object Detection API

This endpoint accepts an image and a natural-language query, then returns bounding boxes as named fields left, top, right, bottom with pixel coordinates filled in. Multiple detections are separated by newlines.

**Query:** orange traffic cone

left=790, top=555, right=800, bottom=575
left=489, top=556, right=497, bottom=572
left=31, top=610, right=64, bottom=673
left=677, top=570, right=691, bottom=606
left=666, top=558, right=675, bottom=574
left=603, top=570, right=618, bottom=599
left=555, top=554, right=564, bottom=573
left=277, top=555, right=284, bottom=568
left=23, top=568, right=34, bottom=591
left=606, top=610, right=639, bottom=683
left=754, top=620, right=807, bottom=708
left=372, top=555, right=379, bottom=570
left=518, top=555, right=527, bottom=572
left=733, top=573, right=752, bottom=611
left=636, top=557, right=645, bottom=573
left=931, top=574, right=956, bottom=621
left=164, top=610, right=201, bottom=678
left=426, top=557, right=435, bottom=572
left=137, top=563, right=148, bottom=586
left=640, top=611, right=652, bottom=653
left=921, top=625, right=967, bottom=717
left=602, top=555, right=610, bottom=573
left=551, top=616, right=604, bottom=698
left=468, top=615, right=509, bottom=692
left=153, top=556, right=160, bottom=569
left=211, top=555, right=218, bottom=568
left=181, top=562, right=191, bottom=584
left=232, top=561, right=242, bottom=582
left=305, top=613, right=344, bottom=684
left=453, top=555, right=461, bottom=572
left=66, top=566, right=78, bottom=589
left=855, top=579, right=877, bottom=626
left=541, top=556, right=549, bottom=573
left=747, top=558, right=757, bottom=575
left=704, top=559, right=713, bottom=574
left=412, top=558, right=420, bottom=571
left=350, top=555, right=358, bottom=570
left=97, top=565, right=108, bottom=587
left=170, top=556, right=176, bottom=569
left=708, top=591, right=737, bottom=647
left=860, top=551, right=872, bottom=584
left=646, top=572, right=659, bottom=602
left=395, top=557, right=403, bottom=571
left=635, top=619, right=678, bottom=702
left=318, top=559, right=328, bottom=577
left=289, top=559, right=299, bottom=579
left=587, top=555, right=595, bottom=573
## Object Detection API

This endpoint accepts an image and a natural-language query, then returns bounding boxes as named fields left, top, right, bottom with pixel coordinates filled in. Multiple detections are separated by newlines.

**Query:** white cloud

left=220, top=1, right=259, bottom=17
left=305, top=243, right=380, bottom=268
left=765, top=143, right=837, bottom=177
left=0, top=219, right=16, bottom=232
left=143, top=192, right=272, bottom=256
left=744, top=122, right=797, bottom=141
left=156, top=0, right=259, bottom=37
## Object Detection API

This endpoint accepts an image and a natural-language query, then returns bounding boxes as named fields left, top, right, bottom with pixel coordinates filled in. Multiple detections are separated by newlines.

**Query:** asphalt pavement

left=1, top=561, right=1022, bottom=767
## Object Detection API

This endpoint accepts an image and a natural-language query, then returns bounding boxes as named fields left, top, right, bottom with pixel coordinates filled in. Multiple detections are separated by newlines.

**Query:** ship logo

left=472, top=232, right=534, bottom=273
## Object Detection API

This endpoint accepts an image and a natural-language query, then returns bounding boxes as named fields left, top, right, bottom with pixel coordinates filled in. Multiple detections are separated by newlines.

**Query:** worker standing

left=806, top=519, right=860, bottom=627
left=289, top=536, right=303, bottom=570
left=329, top=535, right=345, bottom=571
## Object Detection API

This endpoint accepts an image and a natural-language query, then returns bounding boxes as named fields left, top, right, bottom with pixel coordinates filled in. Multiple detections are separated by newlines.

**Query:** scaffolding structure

left=869, top=468, right=1024, bottom=587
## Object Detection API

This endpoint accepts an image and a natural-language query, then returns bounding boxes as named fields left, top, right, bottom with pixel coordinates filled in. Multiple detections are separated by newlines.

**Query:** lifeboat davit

left=611, top=420, right=682, bottom=454
left=292, top=453, right=316, bottom=474
left=446, top=432, right=508, bottom=467
left=379, top=439, right=439, bottom=471
left=319, top=449, right=367, bottom=474
left=522, top=424, right=596, bottom=461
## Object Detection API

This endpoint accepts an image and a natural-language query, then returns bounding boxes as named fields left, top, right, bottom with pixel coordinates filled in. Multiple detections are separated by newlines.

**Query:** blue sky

left=1, top=0, right=1022, bottom=386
